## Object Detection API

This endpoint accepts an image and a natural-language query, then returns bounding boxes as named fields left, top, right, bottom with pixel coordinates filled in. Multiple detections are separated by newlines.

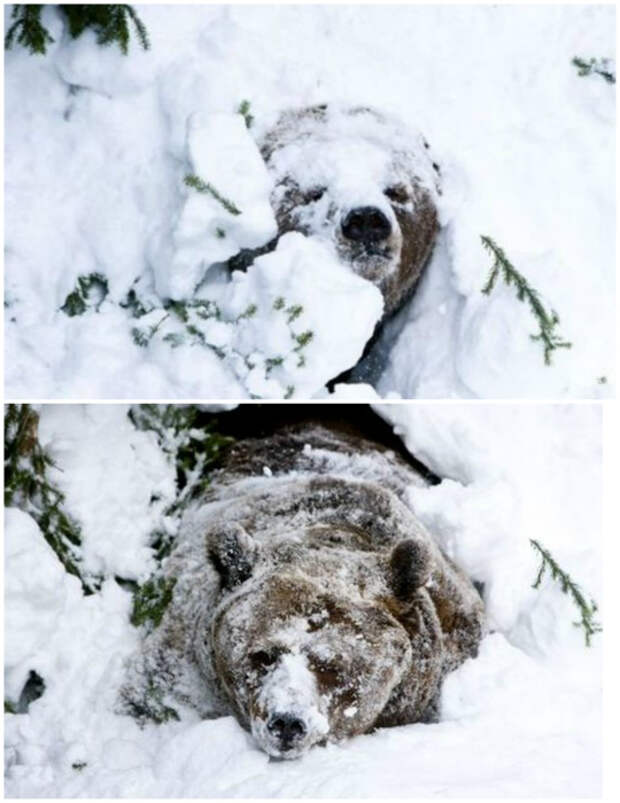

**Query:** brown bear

left=121, top=412, right=484, bottom=760
left=259, top=104, right=441, bottom=319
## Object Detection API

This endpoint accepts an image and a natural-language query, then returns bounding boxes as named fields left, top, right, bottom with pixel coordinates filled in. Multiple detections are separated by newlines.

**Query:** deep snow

left=4, top=3, right=615, bottom=399
left=4, top=403, right=602, bottom=797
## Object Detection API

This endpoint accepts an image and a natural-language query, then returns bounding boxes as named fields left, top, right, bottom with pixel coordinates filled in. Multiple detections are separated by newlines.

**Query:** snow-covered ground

left=4, top=3, right=615, bottom=399
left=4, top=403, right=602, bottom=797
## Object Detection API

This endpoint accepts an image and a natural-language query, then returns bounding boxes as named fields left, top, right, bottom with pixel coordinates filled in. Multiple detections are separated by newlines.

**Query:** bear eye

left=249, top=649, right=278, bottom=671
left=303, top=187, right=326, bottom=204
left=384, top=185, right=409, bottom=204
left=310, top=658, right=343, bottom=689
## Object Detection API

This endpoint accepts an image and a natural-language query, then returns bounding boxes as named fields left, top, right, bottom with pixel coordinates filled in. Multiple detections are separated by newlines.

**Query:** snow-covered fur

left=121, top=424, right=484, bottom=758
left=260, top=105, right=440, bottom=317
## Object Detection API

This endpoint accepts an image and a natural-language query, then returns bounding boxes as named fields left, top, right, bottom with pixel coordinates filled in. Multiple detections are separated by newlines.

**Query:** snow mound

left=150, top=111, right=277, bottom=300
left=4, top=508, right=82, bottom=701
left=142, top=232, right=383, bottom=399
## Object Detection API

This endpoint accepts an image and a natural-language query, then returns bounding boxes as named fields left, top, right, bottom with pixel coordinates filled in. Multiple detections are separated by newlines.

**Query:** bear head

left=260, top=104, right=440, bottom=318
left=198, top=522, right=433, bottom=758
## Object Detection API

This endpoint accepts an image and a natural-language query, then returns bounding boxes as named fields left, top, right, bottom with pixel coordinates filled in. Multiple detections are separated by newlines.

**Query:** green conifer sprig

left=5, top=5, right=54, bottom=54
left=61, top=272, right=109, bottom=317
left=184, top=174, right=242, bottom=216
left=5, top=5, right=149, bottom=56
left=530, top=538, right=602, bottom=647
left=129, top=576, right=177, bottom=630
left=481, top=235, right=572, bottom=365
left=572, top=56, right=615, bottom=84
left=129, top=405, right=233, bottom=518
left=131, top=312, right=169, bottom=348
left=127, top=403, right=233, bottom=562
left=4, top=404, right=99, bottom=594
left=238, top=99, right=254, bottom=129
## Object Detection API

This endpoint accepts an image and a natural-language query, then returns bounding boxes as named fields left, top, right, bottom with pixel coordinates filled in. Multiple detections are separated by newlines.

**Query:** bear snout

left=267, top=712, right=308, bottom=751
left=341, top=206, right=392, bottom=245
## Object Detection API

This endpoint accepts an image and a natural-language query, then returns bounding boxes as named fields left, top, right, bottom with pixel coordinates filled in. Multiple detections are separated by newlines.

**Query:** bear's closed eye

left=249, top=649, right=279, bottom=671
left=302, top=187, right=326, bottom=204
left=384, top=185, right=409, bottom=204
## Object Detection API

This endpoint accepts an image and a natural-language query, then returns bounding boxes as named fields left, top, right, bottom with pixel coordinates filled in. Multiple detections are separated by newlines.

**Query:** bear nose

left=267, top=713, right=307, bottom=748
left=341, top=206, right=392, bottom=244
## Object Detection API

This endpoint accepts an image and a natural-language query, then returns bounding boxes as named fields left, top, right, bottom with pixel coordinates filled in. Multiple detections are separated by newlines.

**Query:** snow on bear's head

left=201, top=524, right=425, bottom=759
left=260, top=104, right=440, bottom=317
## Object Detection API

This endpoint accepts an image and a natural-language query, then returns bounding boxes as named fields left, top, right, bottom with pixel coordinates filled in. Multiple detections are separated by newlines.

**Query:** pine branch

left=572, top=56, right=615, bottom=84
left=5, top=5, right=150, bottom=56
left=130, top=576, right=177, bottom=630
left=481, top=235, right=572, bottom=365
left=238, top=99, right=254, bottom=129
left=61, top=5, right=149, bottom=54
left=124, top=4, right=150, bottom=50
left=5, top=5, right=54, bottom=54
left=128, top=405, right=233, bottom=516
left=530, top=539, right=602, bottom=647
left=184, top=174, right=242, bottom=216
left=4, top=404, right=99, bottom=594
left=60, top=272, right=109, bottom=317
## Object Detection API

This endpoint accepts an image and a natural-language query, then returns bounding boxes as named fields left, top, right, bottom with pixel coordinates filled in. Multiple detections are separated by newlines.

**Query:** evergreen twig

left=238, top=99, right=254, bottom=129
left=530, top=538, right=602, bottom=647
left=60, top=273, right=109, bottom=317
left=4, top=404, right=99, bottom=594
left=572, top=56, right=615, bottom=84
left=5, top=4, right=149, bottom=56
left=481, top=235, right=572, bottom=365
left=128, top=405, right=233, bottom=522
left=130, top=576, right=177, bottom=629
left=184, top=174, right=242, bottom=216
left=4, top=5, right=54, bottom=54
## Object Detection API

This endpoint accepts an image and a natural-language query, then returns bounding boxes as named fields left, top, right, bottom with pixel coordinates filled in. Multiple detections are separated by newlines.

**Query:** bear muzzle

left=250, top=653, right=329, bottom=758
left=251, top=707, right=325, bottom=759
left=267, top=712, right=307, bottom=752
left=341, top=206, right=392, bottom=247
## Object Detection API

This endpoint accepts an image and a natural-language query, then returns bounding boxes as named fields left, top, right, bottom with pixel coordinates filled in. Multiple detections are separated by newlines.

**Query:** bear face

left=204, top=532, right=415, bottom=758
left=260, top=105, right=440, bottom=317
left=121, top=424, right=484, bottom=759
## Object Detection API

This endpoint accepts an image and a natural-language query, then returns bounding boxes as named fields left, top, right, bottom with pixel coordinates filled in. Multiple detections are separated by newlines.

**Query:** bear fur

left=259, top=104, right=441, bottom=319
left=121, top=420, right=484, bottom=759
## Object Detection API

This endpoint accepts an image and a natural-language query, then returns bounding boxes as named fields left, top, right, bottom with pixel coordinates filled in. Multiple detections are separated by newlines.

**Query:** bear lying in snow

left=121, top=419, right=484, bottom=759
left=259, top=104, right=441, bottom=319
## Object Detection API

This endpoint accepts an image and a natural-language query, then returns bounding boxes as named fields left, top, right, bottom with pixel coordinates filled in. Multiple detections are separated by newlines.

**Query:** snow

left=37, top=405, right=177, bottom=581
left=4, top=403, right=601, bottom=796
left=150, top=111, right=277, bottom=300
left=4, top=3, right=614, bottom=399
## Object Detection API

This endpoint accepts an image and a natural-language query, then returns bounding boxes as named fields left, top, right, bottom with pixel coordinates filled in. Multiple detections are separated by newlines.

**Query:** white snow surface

left=4, top=403, right=601, bottom=797
left=150, top=110, right=278, bottom=300
left=4, top=3, right=614, bottom=399
left=145, top=232, right=383, bottom=399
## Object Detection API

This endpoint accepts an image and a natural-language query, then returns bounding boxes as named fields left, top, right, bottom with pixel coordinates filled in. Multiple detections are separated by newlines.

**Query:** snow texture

left=4, top=403, right=601, bottom=796
left=150, top=111, right=278, bottom=301
left=4, top=3, right=614, bottom=399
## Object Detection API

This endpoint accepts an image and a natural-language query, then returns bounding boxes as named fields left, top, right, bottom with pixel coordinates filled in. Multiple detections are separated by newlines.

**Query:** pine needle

left=184, top=174, right=242, bottom=216
left=4, top=405, right=99, bottom=593
left=572, top=56, right=615, bottom=84
left=481, top=235, right=572, bottom=365
left=5, top=5, right=150, bottom=56
left=530, top=539, right=602, bottom=647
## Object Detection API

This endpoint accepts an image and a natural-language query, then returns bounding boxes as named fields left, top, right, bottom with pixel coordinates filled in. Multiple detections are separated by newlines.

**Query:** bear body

left=121, top=422, right=484, bottom=759
left=260, top=105, right=441, bottom=319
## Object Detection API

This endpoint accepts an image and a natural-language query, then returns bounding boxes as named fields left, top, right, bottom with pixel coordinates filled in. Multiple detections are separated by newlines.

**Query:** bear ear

left=388, top=539, right=432, bottom=602
left=206, top=524, right=259, bottom=591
